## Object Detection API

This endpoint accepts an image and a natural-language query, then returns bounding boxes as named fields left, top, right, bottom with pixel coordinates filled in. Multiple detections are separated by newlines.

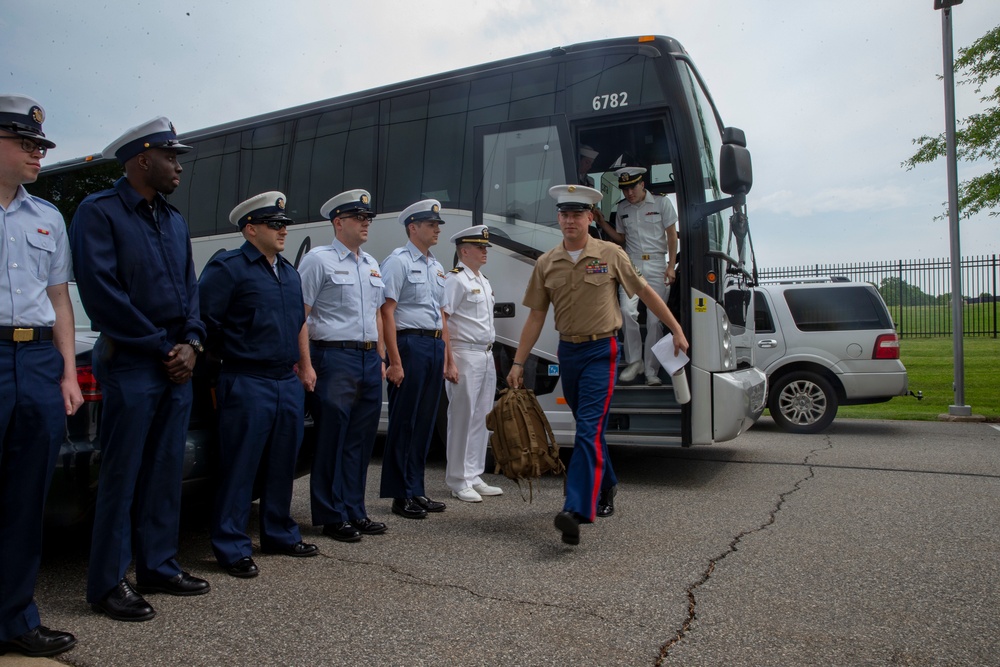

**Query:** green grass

left=836, top=337, right=1000, bottom=421
left=889, top=302, right=998, bottom=338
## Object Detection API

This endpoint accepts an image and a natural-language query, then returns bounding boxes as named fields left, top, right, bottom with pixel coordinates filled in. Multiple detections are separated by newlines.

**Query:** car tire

left=768, top=371, right=838, bottom=434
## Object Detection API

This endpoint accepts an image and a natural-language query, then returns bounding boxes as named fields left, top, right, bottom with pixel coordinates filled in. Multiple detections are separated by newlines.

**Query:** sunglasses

left=255, top=220, right=288, bottom=231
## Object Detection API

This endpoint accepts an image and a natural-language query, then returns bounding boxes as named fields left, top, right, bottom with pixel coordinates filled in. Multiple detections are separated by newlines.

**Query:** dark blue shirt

left=70, top=177, right=204, bottom=358
left=199, top=241, right=304, bottom=371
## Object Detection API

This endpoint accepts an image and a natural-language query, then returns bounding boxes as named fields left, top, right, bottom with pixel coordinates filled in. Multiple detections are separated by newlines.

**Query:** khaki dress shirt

left=522, top=236, right=647, bottom=336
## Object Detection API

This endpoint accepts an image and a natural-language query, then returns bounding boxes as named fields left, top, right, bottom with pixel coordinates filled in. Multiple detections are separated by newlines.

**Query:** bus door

left=472, top=117, right=573, bottom=399
left=573, top=113, right=689, bottom=444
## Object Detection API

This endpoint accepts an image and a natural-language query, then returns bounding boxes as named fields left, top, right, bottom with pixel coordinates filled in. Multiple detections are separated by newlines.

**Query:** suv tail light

left=77, top=365, right=102, bottom=402
left=873, top=334, right=900, bottom=360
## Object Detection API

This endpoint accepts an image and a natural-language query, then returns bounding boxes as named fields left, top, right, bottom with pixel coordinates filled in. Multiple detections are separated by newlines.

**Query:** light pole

left=934, top=0, right=971, bottom=416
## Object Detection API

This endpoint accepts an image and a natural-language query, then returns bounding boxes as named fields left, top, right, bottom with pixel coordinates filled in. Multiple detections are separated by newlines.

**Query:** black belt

left=313, top=340, right=378, bottom=350
left=397, top=329, right=442, bottom=339
left=0, top=326, right=53, bottom=342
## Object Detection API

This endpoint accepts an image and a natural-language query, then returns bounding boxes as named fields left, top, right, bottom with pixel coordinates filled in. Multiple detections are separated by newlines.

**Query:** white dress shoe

left=472, top=483, right=503, bottom=496
left=451, top=487, right=482, bottom=502
left=619, top=360, right=643, bottom=382
left=645, top=374, right=662, bottom=386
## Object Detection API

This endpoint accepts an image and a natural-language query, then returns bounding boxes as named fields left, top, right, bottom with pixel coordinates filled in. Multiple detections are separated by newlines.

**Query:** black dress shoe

left=0, top=625, right=76, bottom=657
left=554, top=511, right=581, bottom=545
left=91, top=579, right=156, bottom=622
left=322, top=522, right=362, bottom=542
left=391, top=498, right=427, bottom=519
left=413, top=495, right=446, bottom=512
left=351, top=517, right=388, bottom=535
left=225, top=556, right=259, bottom=579
left=136, top=571, right=211, bottom=596
left=596, top=485, right=618, bottom=518
left=262, top=541, right=319, bottom=557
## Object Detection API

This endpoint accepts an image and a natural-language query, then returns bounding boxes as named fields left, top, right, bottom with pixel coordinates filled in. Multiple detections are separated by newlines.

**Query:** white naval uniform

left=442, top=261, right=496, bottom=493
left=614, top=190, right=678, bottom=378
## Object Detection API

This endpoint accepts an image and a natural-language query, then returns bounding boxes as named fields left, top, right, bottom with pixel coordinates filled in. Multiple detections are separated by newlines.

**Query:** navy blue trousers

left=558, top=336, right=619, bottom=522
left=309, top=347, right=382, bottom=525
left=379, top=335, right=444, bottom=499
left=211, top=372, right=304, bottom=566
left=0, top=341, right=64, bottom=641
left=87, top=336, right=192, bottom=603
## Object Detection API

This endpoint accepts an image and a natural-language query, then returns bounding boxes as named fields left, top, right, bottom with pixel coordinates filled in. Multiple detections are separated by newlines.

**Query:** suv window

left=783, top=286, right=892, bottom=332
left=754, top=292, right=776, bottom=333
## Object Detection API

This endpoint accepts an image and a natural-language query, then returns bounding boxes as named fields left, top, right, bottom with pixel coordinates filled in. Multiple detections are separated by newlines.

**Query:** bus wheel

left=768, top=371, right=838, bottom=434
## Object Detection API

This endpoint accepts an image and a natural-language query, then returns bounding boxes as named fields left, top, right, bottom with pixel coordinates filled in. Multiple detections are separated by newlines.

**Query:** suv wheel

left=768, top=371, right=838, bottom=434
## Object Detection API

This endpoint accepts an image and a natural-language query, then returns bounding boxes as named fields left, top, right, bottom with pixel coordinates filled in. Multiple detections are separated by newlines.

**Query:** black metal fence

left=758, top=255, right=999, bottom=338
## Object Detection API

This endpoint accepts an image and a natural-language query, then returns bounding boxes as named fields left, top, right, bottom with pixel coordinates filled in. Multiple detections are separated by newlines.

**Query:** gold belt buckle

left=13, top=328, right=34, bottom=342
left=641, top=254, right=651, bottom=260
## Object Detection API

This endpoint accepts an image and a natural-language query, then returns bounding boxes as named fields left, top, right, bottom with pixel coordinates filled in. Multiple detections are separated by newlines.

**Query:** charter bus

left=36, top=35, right=765, bottom=449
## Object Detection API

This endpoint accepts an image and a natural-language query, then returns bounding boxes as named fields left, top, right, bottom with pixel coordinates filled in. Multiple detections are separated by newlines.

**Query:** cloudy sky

left=5, top=0, right=997, bottom=267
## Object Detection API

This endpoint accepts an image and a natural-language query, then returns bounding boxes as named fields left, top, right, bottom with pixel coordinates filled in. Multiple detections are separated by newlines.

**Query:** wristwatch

left=185, top=339, right=204, bottom=354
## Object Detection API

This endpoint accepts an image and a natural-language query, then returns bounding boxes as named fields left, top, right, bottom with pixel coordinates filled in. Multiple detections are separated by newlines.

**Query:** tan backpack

left=485, top=388, right=566, bottom=500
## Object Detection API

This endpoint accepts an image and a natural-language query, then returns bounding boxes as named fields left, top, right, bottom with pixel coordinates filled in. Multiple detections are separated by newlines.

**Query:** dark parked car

left=47, top=284, right=314, bottom=526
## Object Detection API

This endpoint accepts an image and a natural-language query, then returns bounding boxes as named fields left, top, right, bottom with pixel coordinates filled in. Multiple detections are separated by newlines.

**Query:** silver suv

left=754, top=278, right=908, bottom=433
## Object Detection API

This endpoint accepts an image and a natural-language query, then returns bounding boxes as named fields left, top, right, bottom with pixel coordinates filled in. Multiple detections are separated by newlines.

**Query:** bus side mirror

left=720, top=126, right=752, bottom=196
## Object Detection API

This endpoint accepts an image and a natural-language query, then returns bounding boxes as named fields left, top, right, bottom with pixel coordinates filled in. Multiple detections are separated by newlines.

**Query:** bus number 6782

left=592, top=92, right=629, bottom=110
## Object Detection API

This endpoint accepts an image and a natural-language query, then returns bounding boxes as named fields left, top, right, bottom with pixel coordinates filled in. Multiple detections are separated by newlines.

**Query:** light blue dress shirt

left=299, top=238, right=385, bottom=342
left=0, top=185, right=72, bottom=327
left=380, top=241, right=445, bottom=330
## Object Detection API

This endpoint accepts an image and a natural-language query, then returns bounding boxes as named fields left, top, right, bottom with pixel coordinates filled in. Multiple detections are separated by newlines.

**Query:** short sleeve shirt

left=380, top=241, right=445, bottom=330
left=615, top=190, right=678, bottom=259
left=522, top=236, right=647, bottom=336
left=0, top=186, right=72, bottom=327
left=298, top=238, right=385, bottom=342
left=442, top=261, right=495, bottom=345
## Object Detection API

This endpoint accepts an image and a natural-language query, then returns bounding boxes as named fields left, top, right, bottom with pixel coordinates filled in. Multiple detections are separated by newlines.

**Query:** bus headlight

left=721, top=311, right=735, bottom=369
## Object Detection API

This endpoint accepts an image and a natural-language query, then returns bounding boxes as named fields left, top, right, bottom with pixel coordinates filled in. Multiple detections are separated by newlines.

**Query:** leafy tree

left=878, top=277, right=936, bottom=306
left=28, top=161, right=122, bottom=225
left=904, top=25, right=1000, bottom=218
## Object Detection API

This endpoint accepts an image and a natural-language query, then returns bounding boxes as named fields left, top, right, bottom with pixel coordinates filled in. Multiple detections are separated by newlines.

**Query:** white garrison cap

left=614, top=166, right=646, bottom=187
left=579, top=145, right=598, bottom=160
left=229, top=191, right=291, bottom=229
left=320, top=189, right=373, bottom=220
left=548, top=184, right=602, bottom=211
left=398, top=198, right=445, bottom=226
left=0, top=94, right=55, bottom=148
left=450, top=225, right=491, bottom=247
left=104, top=116, right=192, bottom=164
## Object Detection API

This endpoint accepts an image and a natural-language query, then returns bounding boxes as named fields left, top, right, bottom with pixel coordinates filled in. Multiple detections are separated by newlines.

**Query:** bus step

left=610, top=385, right=682, bottom=410
left=605, top=411, right=681, bottom=436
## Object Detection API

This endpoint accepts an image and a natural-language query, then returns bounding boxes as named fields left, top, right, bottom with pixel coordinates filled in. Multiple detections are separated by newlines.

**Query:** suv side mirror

left=720, top=126, right=752, bottom=196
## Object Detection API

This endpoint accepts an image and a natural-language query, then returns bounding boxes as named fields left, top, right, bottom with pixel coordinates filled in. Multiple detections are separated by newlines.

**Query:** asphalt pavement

left=4, top=418, right=999, bottom=666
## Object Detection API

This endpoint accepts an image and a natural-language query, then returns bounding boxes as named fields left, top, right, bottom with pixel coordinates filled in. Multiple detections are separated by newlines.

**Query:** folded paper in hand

left=651, top=334, right=689, bottom=375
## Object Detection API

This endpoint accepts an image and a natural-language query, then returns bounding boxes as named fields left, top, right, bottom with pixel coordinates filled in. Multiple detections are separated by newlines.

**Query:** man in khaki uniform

left=506, top=184, right=688, bottom=546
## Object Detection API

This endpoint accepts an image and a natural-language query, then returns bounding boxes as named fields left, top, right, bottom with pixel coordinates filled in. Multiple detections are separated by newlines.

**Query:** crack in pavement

left=314, top=552, right=621, bottom=626
left=654, top=435, right=835, bottom=666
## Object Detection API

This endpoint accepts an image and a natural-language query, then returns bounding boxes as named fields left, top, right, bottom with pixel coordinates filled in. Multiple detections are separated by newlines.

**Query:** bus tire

left=768, top=371, right=838, bottom=434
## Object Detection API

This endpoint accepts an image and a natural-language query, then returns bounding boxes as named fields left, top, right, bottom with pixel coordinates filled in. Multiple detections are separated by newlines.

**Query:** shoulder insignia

left=449, top=267, right=461, bottom=273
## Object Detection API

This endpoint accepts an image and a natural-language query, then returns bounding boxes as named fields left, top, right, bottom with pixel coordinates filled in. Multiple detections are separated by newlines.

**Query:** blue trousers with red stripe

left=558, top=336, right=619, bottom=522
